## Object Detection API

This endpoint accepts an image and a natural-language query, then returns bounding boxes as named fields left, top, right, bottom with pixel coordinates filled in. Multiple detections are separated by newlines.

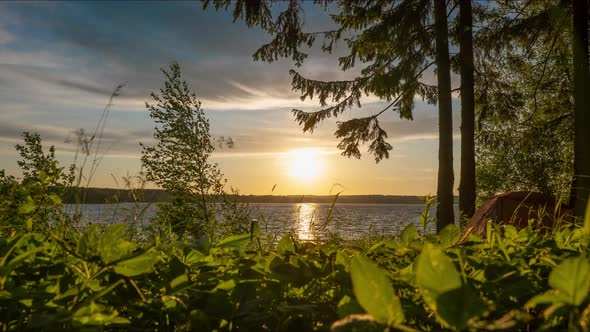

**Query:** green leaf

left=400, top=223, right=419, bottom=246
left=113, top=250, right=159, bottom=277
left=215, top=233, right=250, bottom=248
left=350, top=254, right=404, bottom=325
left=503, top=225, right=518, bottom=240
left=436, top=284, right=487, bottom=330
left=17, top=196, right=36, bottom=215
left=415, top=243, right=485, bottom=330
left=526, top=290, right=569, bottom=308
left=0, top=245, right=44, bottom=279
left=72, top=301, right=130, bottom=326
left=548, top=256, right=590, bottom=306
left=214, top=279, right=237, bottom=291
left=48, top=193, right=62, bottom=205
left=368, top=239, right=401, bottom=254
left=99, top=224, right=135, bottom=263
left=78, top=225, right=99, bottom=259
left=335, top=251, right=351, bottom=271
left=170, top=274, right=189, bottom=290
left=415, top=243, right=461, bottom=301
left=183, top=248, right=205, bottom=266
left=438, top=224, right=461, bottom=248
left=38, top=170, right=48, bottom=183
left=277, top=233, right=296, bottom=255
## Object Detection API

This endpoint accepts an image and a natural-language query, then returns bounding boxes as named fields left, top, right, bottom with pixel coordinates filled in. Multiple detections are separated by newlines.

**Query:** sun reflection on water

left=296, top=203, right=317, bottom=241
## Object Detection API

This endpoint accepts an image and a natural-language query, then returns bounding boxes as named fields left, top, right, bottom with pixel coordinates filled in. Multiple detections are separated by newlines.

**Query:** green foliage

left=2, top=204, right=590, bottom=331
left=140, top=63, right=248, bottom=240
left=474, top=0, right=574, bottom=199
left=205, top=0, right=439, bottom=163
left=350, top=254, right=404, bottom=325
left=0, top=132, right=73, bottom=234
left=415, top=243, right=486, bottom=330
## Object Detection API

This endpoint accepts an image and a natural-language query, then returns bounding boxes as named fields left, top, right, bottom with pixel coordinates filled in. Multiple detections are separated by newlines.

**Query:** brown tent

left=460, top=191, right=573, bottom=240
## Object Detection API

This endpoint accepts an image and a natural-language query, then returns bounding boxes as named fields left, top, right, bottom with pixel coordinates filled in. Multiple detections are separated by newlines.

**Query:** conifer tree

left=433, top=0, right=454, bottom=230
left=205, top=0, right=459, bottom=230
left=458, top=0, right=476, bottom=219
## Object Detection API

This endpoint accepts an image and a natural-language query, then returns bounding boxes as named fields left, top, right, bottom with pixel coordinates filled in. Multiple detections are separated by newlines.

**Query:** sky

left=0, top=1, right=463, bottom=196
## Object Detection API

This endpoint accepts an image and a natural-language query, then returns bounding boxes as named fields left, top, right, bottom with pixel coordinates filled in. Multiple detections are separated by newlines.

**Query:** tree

left=205, top=0, right=460, bottom=231
left=16, top=132, right=70, bottom=181
left=0, top=132, right=73, bottom=233
left=572, top=0, right=590, bottom=218
left=433, top=0, right=454, bottom=230
left=140, top=63, right=226, bottom=239
left=473, top=1, right=575, bottom=200
left=458, top=0, right=476, bottom=219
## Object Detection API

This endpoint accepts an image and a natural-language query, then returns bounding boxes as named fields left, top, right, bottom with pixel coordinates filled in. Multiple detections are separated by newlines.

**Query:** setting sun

left=287, top=149, right=324, bottom=181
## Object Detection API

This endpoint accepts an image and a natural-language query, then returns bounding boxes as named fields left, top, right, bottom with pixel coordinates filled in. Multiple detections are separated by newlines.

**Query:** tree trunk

left=434, top=0, right=455, bottom=231
left=572, top=0, right=590, bottom=219
left=458, top=0, right=476, bottom=220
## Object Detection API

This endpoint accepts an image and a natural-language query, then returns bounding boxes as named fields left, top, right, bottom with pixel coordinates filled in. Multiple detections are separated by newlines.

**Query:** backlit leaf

left=215, top=233, right=251, bottom=248
left=99, top=224, right=135, bottom=263
left=350, top=254, right=404, bottom=325
left=415, top=243, right=485, bottom=329
left=548, top=256, right=590, bottom=306
left=400, top=223, right=419, bottom=246
left=113, top=250, right=160, bottom=277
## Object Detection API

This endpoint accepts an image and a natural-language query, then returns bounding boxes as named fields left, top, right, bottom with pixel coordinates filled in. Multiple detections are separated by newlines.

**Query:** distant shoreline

left=63, top=187, right=458, bottom=205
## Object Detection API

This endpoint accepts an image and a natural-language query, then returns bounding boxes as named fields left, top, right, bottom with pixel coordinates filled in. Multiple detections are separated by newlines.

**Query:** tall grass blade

left=583, top=199, right=590, bottom=237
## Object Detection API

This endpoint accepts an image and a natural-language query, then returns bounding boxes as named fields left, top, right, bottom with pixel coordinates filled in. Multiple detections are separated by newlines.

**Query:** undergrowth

left=1, top=197, right=590, bottom=331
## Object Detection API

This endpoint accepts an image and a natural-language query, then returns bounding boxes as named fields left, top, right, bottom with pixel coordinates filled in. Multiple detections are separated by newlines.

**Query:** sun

left=288, top=149, right=323, bottom=181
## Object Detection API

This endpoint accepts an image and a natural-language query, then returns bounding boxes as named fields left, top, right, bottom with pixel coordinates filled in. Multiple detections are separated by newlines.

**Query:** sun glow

left=287, top=149, right=324, bottom=181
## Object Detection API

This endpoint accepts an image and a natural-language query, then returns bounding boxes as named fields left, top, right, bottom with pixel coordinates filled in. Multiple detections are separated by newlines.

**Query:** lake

left=64, top=203, right=458, bottom=241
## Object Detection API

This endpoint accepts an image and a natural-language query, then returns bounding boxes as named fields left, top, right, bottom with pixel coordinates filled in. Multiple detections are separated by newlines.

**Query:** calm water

left=64, top=203, right=457, bottom=240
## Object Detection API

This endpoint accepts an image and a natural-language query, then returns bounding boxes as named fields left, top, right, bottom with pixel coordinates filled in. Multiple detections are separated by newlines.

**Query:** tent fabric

left=460, top=191, right=573, bottom=241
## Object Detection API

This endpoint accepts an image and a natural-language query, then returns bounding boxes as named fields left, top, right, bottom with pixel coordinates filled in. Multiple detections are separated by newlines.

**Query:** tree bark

left=572, top=0, right=590, bottom=219
left=458, top=0, right=476, bottom=220
left=434, top=0, right=455, bottom=231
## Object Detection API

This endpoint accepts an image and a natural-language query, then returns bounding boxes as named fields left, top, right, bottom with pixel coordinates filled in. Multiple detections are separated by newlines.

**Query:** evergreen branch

left=335, top=116, right=392, bottom=163
left=289, top=69, right=369, bottom=106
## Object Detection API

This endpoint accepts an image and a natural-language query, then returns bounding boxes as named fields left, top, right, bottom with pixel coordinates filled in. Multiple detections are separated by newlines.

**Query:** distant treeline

left=62, top=188, right=170, bottom=204
left=62, top=187, right=458, bottom=205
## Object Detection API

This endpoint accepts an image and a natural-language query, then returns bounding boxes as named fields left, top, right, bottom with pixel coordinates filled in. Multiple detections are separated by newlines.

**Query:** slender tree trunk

left=434, top=0, right=455, bottom=232
left=458, top=0, right=476, bottom=220
left=572, top=0, right=590, bottom=219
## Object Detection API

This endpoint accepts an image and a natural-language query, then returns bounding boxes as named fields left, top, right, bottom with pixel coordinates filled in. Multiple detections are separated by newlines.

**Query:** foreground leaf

left=215, top=233, right=250, bottom=248
left=113, top=250, right=160, bottom=277
left=350, top=254, right=404, bottom=325
left=415, top=243, right=485, bottom=330
left=548, top=255, right=590, bottom=306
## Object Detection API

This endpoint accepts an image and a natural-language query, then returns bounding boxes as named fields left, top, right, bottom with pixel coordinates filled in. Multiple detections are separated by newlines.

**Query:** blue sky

left=0, top=1, right=462, bottom=195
